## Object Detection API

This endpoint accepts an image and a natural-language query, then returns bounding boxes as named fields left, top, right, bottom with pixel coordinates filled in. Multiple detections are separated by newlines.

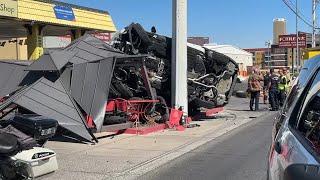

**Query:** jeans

left=278, top=90, right=286, bottom=107
left=250, top=91, right=260, bottom=111
left=269, top=89, right=279, bottom=110
left=263, top=86, right=268, bottom=104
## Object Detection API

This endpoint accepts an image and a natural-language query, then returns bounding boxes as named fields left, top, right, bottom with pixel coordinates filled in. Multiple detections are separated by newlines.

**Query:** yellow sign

left=0, top=0, right=17, bottom=17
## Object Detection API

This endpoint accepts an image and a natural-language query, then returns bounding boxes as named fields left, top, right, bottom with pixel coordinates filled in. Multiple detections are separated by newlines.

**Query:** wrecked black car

left=0, top=24, right=238, bottom=142
left=0, top=35, right=169, bottom=142
left=111, top=23, right=239, bottom=115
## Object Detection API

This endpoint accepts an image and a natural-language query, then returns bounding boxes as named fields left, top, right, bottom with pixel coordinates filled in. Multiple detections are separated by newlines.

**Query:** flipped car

left=268, top=56, right=320, bottom=180
left=111, top=23, right=239, bottom=115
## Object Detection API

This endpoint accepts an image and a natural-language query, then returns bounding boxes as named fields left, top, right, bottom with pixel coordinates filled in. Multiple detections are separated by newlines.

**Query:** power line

left=282, top=0, right=314, bottom=28
left=283, top=0, right=313, bottom=27
left=287, top=0, right=313, bottom=24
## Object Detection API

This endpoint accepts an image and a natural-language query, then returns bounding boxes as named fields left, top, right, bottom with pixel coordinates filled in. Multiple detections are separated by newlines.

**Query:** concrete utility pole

left=296, top=0, right=299, bottom=69
left=172, top=0, right=188, bottom=114
left=312, top=0, right=317, bottom=47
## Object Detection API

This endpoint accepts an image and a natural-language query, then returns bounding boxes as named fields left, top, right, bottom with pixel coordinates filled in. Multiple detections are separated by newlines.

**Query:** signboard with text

left=92, top=32, right=112, bottom=42
left=279, top=34, right=306, bottom=48
left=53, top=5, right=75, bottom=21
left=0, top=0, right=17, bottom=17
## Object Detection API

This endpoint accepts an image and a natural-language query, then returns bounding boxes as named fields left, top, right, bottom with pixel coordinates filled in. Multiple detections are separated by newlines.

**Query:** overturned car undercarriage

left=0, top=23, right=238, bottom=142
left=111, top=23, right=239, bottom=115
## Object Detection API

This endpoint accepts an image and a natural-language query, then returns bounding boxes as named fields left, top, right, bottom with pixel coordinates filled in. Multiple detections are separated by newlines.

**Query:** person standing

left=268, top=69, right=280, bottom=111
left=284, top=68, right=291, bottom=92
left=248, top=68, right=263, bottom=111
left=263, top=71, right=270, bottom=104
left=278, top=69, right=287, bottom=107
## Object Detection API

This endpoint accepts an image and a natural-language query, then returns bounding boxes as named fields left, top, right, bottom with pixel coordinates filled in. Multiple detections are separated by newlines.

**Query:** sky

left=58, top=0, right=315, bottom=48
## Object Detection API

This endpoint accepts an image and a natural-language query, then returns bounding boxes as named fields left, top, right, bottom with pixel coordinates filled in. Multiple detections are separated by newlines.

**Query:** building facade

left=0, top=0, right=116, bottom=60
left=243, top=48, right=270, bottom=68
left=0, top=38, right=28, bottom=60
left=205, top=44, right=253, bottom=76
left=273, top=18, right=287, bottom=44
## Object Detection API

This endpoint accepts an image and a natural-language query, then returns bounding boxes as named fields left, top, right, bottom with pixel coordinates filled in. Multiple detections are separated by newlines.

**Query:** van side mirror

left=274, top=141, right=282, bottom=154
left=284, top=164, right=320, bottom=180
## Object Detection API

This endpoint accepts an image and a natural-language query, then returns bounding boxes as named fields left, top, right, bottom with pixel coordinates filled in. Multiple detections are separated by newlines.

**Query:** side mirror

left=284, top=164, right=320, bottom=180
left=274, top=141, right=282, bottom=154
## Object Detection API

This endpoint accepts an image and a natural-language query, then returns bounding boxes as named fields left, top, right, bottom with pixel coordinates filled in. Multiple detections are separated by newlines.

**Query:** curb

left=112, top=111, right=271, bottom=180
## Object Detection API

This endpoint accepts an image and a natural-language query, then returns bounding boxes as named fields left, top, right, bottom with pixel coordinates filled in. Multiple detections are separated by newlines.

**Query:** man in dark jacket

left=263, top=71, right=270, bottom=104
left=268, top=69, right=280, bottom=111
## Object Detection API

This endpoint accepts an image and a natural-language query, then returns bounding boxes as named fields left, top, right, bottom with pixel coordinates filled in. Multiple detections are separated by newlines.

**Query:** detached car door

left=269, top=69, right=320, bottom=180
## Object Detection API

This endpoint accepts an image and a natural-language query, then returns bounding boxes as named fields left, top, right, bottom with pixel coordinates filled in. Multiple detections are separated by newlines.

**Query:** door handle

left=274, top=141, right=282, bottom=154
left=281, top=112, right=287, bottom=119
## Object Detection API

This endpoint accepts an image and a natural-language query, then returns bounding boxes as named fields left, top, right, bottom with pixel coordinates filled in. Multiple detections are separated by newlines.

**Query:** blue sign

left=53, top=5, right=75, bottom=21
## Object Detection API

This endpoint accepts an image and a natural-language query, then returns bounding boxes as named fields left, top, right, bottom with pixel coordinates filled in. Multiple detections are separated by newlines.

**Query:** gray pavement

left=39, top=97, right=273, bottom=180
left=141, top=110, right=275, bottom=180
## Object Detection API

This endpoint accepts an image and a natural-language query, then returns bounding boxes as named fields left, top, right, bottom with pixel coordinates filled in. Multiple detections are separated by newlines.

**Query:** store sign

left=53, top=5, right=75, bottom=21
left=92, top=32, right=112, bottom=42
left=279, top=34, right=307, bottom=48
left=0, top=0, right=18, bottom=17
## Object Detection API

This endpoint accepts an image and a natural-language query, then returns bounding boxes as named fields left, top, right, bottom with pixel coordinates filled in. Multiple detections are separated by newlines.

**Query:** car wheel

left=235, top=90, right=247, bottom=98
left=113, top=81, right=133, bottom=98
left=191, top=98, right=217, bottom=109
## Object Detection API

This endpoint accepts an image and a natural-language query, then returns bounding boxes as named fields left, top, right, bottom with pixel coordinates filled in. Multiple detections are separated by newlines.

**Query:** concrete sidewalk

left=41, top=97, right=271, bottom=180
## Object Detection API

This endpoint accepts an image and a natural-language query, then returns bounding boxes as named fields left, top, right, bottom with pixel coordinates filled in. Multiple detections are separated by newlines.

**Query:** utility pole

left=172, top=0, right=188, bottom=114
left=295, top=0, right=299, bottom=71
left=312, top=0, right=317, bottom=47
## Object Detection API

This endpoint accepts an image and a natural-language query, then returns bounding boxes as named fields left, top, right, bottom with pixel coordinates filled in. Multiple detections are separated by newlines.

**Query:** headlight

left=40, top=127, right=56, bottom=136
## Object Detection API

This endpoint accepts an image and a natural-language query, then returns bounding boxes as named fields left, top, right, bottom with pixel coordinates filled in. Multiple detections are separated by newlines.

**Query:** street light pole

left=265, top=41, right=271, bottom=68
left=268, top=43, right=271, bottom=68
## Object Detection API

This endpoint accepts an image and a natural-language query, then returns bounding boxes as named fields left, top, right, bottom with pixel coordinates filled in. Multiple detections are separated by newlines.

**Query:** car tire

left=104, top=116, right=127, bottom=125
left=235, top=90, right=247, bottom=98
left=113, top=81, right=133, bottom=98
left=191, top=98, right=217, bottom=109
left=156, top=96, right=169, bottom=123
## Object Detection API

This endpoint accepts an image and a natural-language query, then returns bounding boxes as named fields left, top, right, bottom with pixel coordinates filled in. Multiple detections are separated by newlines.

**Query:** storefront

left=0, top=0, right=116, bottom=60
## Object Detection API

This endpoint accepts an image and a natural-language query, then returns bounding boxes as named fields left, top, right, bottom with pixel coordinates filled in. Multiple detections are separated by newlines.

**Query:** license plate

left=41, top=127, right=56, bottom=136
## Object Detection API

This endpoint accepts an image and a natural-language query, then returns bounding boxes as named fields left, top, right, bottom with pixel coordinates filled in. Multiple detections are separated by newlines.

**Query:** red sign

left=279, top=34, right=306, bottom=48
left=92, top=32, right=112, bottom=42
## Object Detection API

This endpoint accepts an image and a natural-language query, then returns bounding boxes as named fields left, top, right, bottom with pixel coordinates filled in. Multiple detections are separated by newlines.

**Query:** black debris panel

left=26, top=51, right=76, bottom=71
left=0, top=77, right=95, bottom=142
left=70, top=58, right=116, bottom=132
left=64, top=34, right=126, bottom=65
left=0, top=61, right=31, bottom=97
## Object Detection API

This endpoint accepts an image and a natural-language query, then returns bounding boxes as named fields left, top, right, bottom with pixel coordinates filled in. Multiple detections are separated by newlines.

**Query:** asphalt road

left=140, top=112, right=275, bottom=180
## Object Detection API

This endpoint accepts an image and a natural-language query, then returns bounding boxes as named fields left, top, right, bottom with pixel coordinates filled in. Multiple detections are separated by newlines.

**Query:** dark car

left=268, top=57, right=320, bottom=180
left=111, top=23, right=239, bottom=115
